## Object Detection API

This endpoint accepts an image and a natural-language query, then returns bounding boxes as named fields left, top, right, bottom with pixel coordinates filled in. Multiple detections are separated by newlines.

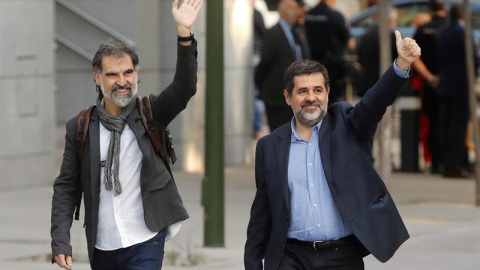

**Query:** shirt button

left=313, top=203, right=318, bottom=207
left=310, top=183, right=314, bottom=186
left=309, top=163, right=313, bottom=166
left=317, top=224, right=321, bottom=228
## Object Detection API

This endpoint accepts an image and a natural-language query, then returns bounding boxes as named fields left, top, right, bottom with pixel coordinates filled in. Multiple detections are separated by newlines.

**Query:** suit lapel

left=89, top=109, right=101, bottom=213
left=319, top=115, right=337, bottom=196
left=276, top=126, right=292, bottom=212
left=127, top=109, right=152, bottom=192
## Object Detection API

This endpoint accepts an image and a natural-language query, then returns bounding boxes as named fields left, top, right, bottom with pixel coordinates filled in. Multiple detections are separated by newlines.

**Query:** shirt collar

left=279, top=19, right=293, bottom=31
left=290, top=117, right=323, bottom=142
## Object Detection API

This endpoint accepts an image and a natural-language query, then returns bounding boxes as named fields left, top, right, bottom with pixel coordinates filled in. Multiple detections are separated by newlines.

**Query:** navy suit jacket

left=245, top=66, right=410, bottom=270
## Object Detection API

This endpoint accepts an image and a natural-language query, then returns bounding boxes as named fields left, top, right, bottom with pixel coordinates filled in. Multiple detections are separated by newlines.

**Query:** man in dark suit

left=305, top=0, right=351, bottom=102
left=436, top=4, right=478, bottom=178
left=412, top=0, right=447, bottom=174
left=255, top=0, right=310, bottom=132
left=50, top=1, right=203, bottom=269
left=245, top=31, right=420, bottom=270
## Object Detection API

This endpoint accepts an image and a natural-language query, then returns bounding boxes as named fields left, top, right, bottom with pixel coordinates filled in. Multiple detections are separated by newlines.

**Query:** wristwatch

left=178, top=33, right=194, bottom=43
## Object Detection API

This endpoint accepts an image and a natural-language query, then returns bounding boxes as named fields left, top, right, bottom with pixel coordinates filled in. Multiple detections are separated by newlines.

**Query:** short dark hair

left=449, top=3, right=463, bottom=22
left=92, top=39, right=139, bottom=73
left=284, top=59, right=330, bottom=96
left=428, top=0, right=444, bottom=12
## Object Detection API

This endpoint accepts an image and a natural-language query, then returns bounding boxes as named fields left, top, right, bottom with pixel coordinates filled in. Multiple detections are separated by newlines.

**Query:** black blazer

left=245, top=66, right=410, bottom=270
left=255, top=23, right=296, bottom=108
left=51, top=42, right=198, bottom=267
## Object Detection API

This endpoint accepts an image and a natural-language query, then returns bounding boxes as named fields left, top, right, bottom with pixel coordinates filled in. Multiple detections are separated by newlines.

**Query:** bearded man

left=245, top=31, right=420, bottom=270
left=50, top=0, right=203, bottom=269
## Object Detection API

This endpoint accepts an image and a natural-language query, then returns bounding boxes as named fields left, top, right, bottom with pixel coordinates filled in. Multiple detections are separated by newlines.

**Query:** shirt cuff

left=393, top=60, right=411, bottom=78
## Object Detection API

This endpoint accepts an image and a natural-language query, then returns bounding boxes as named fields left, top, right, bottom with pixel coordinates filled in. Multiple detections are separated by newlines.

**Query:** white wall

left=0, top=0, right=56, bottom=188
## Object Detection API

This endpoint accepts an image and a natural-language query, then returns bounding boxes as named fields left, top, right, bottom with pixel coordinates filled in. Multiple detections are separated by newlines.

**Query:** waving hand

left=172, top=0, right=204, bottom=37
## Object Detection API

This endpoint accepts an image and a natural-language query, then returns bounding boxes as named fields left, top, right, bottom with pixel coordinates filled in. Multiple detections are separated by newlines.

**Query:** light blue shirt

left=287, top=63, right=409, bottom=241
left=287, top=120, right=352, bottom=241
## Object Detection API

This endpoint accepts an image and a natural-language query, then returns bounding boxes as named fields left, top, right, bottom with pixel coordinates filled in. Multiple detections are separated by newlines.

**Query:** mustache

left=111, top=82, right=133, bottom=92
left=301, top=100, right=322, bottom=108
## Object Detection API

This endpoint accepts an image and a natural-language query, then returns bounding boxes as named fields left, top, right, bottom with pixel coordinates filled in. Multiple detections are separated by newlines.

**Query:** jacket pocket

left=147, top=169, right=172, bottom=191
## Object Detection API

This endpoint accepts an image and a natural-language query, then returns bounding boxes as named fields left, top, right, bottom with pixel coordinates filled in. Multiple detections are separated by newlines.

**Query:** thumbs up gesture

left=395, top=30, right=421, bottom=71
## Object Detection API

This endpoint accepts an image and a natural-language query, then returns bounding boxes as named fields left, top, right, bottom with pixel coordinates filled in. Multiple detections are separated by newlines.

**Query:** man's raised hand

left=172, top=0, right=204, bottom=37
left=395, top=30, right=421, bottom=71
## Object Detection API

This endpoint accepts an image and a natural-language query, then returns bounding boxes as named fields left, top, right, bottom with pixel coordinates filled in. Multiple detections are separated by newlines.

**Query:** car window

left=396, top=4, right=428, bottom=27
left=351, top=3, right=429, bottom=28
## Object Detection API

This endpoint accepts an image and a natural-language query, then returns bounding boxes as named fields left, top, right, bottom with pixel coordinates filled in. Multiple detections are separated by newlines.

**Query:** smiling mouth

left=302, top=105, right=319, bottom=110
left=113, top=88, right=131, bottom=95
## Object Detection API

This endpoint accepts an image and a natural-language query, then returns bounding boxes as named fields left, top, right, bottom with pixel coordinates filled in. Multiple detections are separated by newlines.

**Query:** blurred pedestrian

left=304, top=0, right=351, bottom=102
left=245, top=30, right=419, bottom=270
left=356, top=8, right=398, bottom=97
left=436, top=3, right=478, bottom=178
left=253, top=1, right=267, bottom=138
left=50, top=1, right=203, bottom=269
left=411, top=12, right=432, bottom=169
left=255, top=0, right=311, bottom=132
left=412, top=0, right=447, bottom=174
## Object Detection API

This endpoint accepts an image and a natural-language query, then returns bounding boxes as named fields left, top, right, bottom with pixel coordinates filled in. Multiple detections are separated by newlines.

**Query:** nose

left=117, top=74, right=126, bottom=87
left=306, top=91, right=316, bottom=102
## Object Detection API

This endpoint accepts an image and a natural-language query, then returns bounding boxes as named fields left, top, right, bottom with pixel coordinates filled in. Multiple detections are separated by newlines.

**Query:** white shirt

left=96, top=122, right=181, bottom=250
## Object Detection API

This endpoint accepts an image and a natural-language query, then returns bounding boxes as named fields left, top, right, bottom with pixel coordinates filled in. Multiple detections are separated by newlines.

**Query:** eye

left=125, top=69, right=134, bottom=75
left=105, top=72, right=116, bottom=77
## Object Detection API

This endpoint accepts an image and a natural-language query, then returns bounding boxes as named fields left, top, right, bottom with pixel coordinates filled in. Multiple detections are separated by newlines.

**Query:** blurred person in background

left=412, top=0, right=447, bottom=174
left=305, top=0, right=351, bottom=102
left=410, top=12, right=433, bottom=169
left=356, top=7, right=398, bottom=97
left=436, top=3, right=478, bottom=179
left=255, top=0, right=311, bottom=132
left=253, top=0, right=267, bottom=138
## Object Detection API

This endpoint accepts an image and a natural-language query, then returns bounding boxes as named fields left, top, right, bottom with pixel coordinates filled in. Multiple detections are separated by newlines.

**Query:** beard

left=100, top=76, right=138, bottom=108
left=292, top=99, right=328, bottom=127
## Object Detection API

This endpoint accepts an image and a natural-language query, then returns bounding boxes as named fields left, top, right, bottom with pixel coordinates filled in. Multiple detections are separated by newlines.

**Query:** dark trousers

left=92, top=231, right=166, bottom=270
left=279, top=236, right=368, bottom=270
left=265, top=105, right=293, bottom=132
left=439, top=96, right=470, bottom=174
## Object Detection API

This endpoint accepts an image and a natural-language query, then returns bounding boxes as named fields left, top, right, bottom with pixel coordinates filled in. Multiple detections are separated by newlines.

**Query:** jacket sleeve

left=150, top=40, right=198, bottom=127
left=244, top=140, right=272, bottom=270
left=51, top=118, right=81, bottom=259
left=348, top=65, right=408, bottom=140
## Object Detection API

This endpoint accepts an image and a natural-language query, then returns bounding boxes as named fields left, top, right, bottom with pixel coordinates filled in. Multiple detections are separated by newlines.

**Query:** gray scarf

left=96, top=97, right=136, bottom=196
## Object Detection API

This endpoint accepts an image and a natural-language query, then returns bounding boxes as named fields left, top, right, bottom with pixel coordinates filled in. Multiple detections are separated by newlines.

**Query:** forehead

left=284, top=0, right=299, bottom=8
left=293, top=72, right=325, bottom=88
left=101, top=53, right=134, bottom=71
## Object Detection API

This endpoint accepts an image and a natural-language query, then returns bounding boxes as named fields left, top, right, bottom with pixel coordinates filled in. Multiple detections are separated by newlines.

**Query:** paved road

left=1, top=166, right=479, bottom=270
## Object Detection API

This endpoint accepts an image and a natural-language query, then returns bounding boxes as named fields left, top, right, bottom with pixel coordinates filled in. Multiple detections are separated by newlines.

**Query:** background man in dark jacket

left=255, top=0, right=310, bottom=132
left=436, top=3, right=478, bottom=178
left=412, top=0, right=448, bottom=174
left=305, top=0, right=351, bottom=102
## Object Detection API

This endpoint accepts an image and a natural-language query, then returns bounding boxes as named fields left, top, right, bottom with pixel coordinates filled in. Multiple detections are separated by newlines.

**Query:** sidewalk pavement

left=1, top=165, right=479, bottom=270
